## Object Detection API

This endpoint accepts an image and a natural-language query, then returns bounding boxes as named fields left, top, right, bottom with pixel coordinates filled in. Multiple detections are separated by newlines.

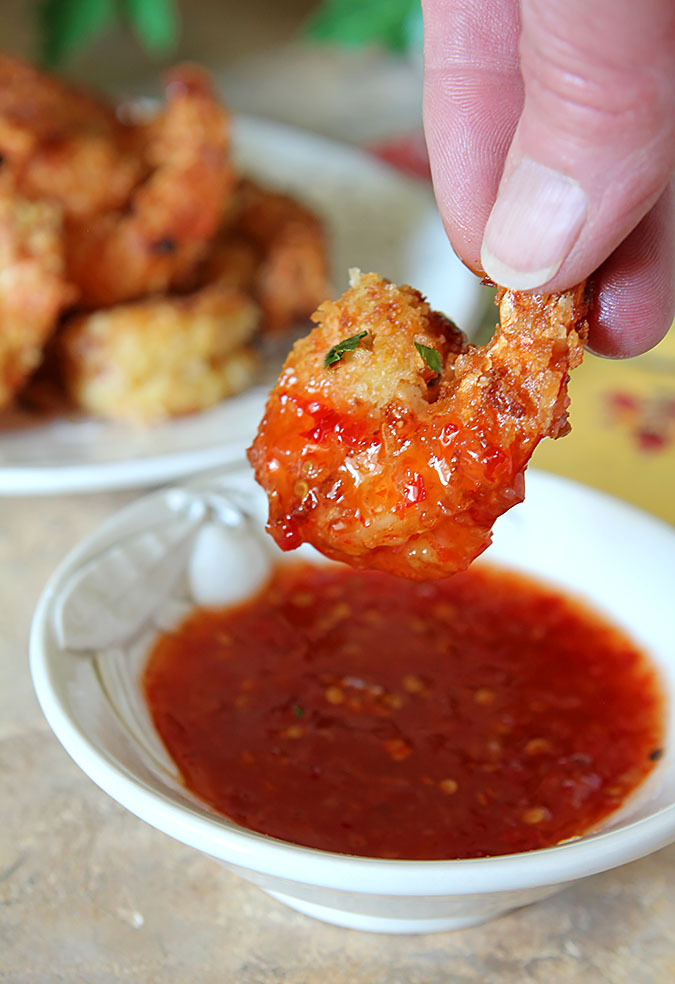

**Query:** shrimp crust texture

left=0, top=195, right=75, bottom=409
left=60, top=281, right=260, bottom=424
left=65, top=65, right=235, bottom=308
left=248, top=271, right=591, bottom=579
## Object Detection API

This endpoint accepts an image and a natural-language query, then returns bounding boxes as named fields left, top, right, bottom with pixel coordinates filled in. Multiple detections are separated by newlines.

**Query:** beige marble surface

left=1, top=488, right=674, bottom=984
left=1, top=4, right=674, bottom=981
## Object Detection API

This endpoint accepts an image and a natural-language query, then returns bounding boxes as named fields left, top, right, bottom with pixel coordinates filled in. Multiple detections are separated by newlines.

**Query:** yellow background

left=532, top=327, right=675, bottom=525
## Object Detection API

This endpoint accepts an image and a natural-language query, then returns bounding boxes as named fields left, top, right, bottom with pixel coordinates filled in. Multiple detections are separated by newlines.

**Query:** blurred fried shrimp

left=248, top=271, right=590, bottom=579
left=0, top=53, right=141, bottom=218
left=205, top=179, right=330, bottom=333
left=60, top=280, right=260, bottom=423
left=66, top=66, right=235, bottom=307
left=201, top=231, right=259, bottom=294
left=0, top=195, right=75, bottom=409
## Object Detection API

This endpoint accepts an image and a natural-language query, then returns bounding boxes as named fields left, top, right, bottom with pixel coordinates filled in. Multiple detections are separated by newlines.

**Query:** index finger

left=422, top=0, right=523, bottom=273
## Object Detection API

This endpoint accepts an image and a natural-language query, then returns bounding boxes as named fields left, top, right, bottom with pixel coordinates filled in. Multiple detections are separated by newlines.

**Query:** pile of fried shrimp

left=0, top=54, right=329, bottom=423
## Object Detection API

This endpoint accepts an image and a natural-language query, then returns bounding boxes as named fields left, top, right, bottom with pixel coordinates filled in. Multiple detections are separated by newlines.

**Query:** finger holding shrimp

left=422, top=0, right=674, bottom=356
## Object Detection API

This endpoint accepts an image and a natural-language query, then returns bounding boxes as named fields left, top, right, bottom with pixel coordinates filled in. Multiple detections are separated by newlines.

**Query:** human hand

left=422, top=0, right=675, bottom=356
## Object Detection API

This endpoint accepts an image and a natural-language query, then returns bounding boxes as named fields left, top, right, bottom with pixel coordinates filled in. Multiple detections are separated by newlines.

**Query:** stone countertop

left=2, top=492, right=674, bottom=984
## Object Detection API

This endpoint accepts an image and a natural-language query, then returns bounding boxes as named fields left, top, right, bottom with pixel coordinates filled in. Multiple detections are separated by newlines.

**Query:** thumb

left=481, top=0, right=675, bottom=292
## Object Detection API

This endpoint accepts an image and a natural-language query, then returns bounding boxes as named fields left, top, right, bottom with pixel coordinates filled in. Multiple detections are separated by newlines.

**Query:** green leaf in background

left=123, top=0, right=179, bottom=53
left=39, top=0, right=116, bottom=68
left=305, top=0, right=421, bottom=54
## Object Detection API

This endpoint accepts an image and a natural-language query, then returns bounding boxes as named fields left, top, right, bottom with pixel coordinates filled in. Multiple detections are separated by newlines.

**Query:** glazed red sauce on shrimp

left=144, top=562, right=665, bottom=860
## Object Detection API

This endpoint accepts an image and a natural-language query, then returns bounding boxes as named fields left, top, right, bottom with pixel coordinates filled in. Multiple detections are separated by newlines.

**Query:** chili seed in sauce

left=144, top=561, right=665, bottom=860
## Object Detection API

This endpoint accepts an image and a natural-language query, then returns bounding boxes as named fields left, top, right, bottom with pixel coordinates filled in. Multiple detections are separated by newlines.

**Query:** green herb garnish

left=324, top=330, right=368, bottom=368
left=291, top=705, right=304, bottom=718
left=414, top=341, right=442, bottom=380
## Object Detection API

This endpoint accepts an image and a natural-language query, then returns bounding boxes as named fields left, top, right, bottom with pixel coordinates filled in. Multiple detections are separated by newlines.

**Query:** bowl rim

left=29, top=468, right=675, bottom=897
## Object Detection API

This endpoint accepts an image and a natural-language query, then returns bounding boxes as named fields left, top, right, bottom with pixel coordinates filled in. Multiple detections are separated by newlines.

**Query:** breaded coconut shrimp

left=0, top=195, right=75, bottom=409
left=59, top=280, right=259, bottom=423
left=204, top=179, right=330, bottom=333
left=66, top=66, right=235, bottom=307
left=0, top=54, right=141, bottom=218
left=248, top=271, right=590, bottom=579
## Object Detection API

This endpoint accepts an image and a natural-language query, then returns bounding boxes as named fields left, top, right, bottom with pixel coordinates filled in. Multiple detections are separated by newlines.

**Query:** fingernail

left=481, top=158, right=588, bottom=290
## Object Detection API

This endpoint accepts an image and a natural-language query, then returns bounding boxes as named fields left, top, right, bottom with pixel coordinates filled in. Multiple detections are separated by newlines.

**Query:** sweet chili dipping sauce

left=144, top=562, right=665, bottom=859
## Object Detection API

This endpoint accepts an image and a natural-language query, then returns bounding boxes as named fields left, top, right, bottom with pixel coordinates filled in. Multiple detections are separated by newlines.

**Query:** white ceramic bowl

left=30, top=465, right=675, bottom=934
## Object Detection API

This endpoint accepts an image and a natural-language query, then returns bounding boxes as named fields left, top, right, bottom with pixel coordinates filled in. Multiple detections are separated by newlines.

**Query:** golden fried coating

left=0, top=195, right=75, bottom=409
left=205, top=179, right=330, bottom=333
left=65, top=66, right=235, bottom=308
left=60, top=280, right=260, bottom=423
left=248, top=271, right=590, bottom=579
left=0, top=55, right=328, bottom=425
left=0, top=53, right=141, bottom=218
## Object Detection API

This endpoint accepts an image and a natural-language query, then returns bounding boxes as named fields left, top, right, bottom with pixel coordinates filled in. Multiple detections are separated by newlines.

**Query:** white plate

left=0, top=116, right=483, bottom=496
left=29, top=466, right=675, bottom=932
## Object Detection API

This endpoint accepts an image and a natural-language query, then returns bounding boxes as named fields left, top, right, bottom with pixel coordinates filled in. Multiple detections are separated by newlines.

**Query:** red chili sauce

left=144, top=562, right=665, bottom=860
